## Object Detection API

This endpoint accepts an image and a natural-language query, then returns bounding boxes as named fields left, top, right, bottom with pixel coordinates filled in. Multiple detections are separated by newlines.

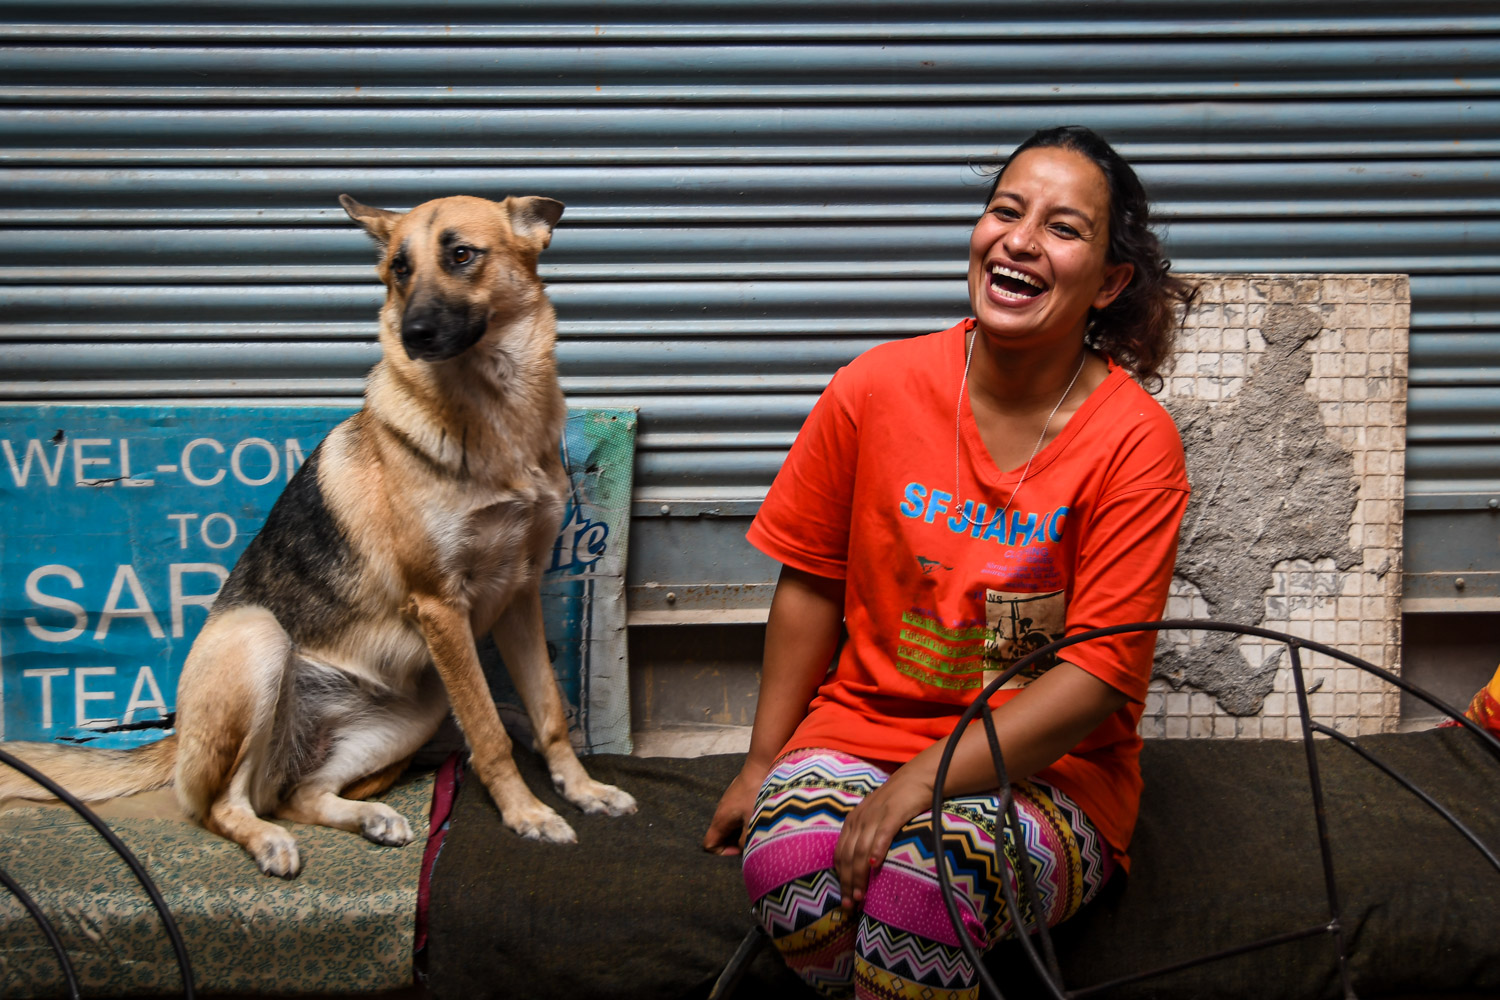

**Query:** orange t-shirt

left=746, top=320, right=1189, bottom=865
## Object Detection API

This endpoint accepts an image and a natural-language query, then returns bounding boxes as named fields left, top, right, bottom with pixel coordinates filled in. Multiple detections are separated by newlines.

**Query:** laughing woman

left=702, top=126, right=1198, bottom=999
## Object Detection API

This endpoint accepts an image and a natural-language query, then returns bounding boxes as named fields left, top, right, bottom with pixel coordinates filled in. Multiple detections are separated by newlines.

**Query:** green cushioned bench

left=0, top=774, right=433, bottom=997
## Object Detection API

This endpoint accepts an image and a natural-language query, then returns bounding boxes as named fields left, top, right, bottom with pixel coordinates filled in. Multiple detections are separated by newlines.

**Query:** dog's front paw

left=253, top=829, right=303, bottom=878
left=559, top=777, right=638, bottom=818
left=360, top=804, right=414, bottom=847
left=507, top=802, right=577, bottom=845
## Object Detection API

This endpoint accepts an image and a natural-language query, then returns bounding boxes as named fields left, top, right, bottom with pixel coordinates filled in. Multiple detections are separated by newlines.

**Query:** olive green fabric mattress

left=0, top=772, right=433, bottom=997
left=2, top=728, right=1496, bottom=1000
left=426, top=730, right=1500, bottom=1000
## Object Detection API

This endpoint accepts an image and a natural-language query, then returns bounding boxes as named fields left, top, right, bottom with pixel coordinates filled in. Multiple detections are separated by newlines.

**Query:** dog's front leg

left=411, top=593, right=577, bottom=843
left=492, top=587, right=636, bottom=818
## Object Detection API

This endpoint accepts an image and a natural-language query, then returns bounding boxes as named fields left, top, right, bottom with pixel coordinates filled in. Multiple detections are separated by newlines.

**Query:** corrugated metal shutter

left=0, top=1, right=1496, bottom=612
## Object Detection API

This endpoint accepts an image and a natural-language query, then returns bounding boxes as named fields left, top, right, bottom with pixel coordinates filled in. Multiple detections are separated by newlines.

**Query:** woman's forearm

left=899, top=659, right=1129, bottom=797
left=744, top=565, right=846, bottom=769
left=702, top=564, right=846, bottom=854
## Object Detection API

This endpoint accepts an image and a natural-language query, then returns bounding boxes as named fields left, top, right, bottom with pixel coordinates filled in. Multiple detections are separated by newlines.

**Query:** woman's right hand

left=702, top=759, right=771, bottom=855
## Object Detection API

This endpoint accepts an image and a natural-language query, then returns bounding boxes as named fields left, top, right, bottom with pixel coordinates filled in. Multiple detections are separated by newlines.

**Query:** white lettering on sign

left=168, top=512, right=198, bottom=548
left=63, top=439, right=158, bottom=487
left=285, top=439, right=306, bottom=479
left=200, top=513, right=237, bottom=550
left=24, top=565, right=88, bottom=642
left=3, top=435, right=308, bottom=490
left=123, top=666, right=168, bottom=724
left=25, top=561, right=229, bottom=642
left=94, top=565, right=166, bottom=640
left=230, top=437, right=279, bottom=486
left=75, top=666, right=116, bottom=727
left=19, top=665, right=171, bottom=730
left=170, top=563, right=227, bottom=637
left=167, top=512, right=243, bottom=549
left=2, top=439, right=67, bottom=487
left=72, top=438, right=112, bottom=485
left=21, top=668, right=67, bottom=728
left=181, top=437, right=226, bottom=486
left=118, top=439, right=154, bottom=487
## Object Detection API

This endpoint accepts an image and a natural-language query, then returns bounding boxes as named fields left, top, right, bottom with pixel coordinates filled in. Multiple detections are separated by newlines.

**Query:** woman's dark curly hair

left=986, top=125, right=1197, bottom=387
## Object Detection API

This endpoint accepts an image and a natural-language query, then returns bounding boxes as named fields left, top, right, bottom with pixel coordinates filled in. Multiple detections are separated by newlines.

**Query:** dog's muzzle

left=400, top=299, right=488, bottom=362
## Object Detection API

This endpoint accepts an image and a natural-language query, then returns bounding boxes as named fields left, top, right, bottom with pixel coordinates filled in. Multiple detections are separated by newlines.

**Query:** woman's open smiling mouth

left=989, top=263, right=1047, bottom=302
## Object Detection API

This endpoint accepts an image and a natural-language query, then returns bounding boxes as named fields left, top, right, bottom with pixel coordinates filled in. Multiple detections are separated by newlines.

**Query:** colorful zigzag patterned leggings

left=742, top=748, right=1113, bottom=1000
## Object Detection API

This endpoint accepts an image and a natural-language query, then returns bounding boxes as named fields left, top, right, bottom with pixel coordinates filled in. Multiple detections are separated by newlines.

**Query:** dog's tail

left=0, top=734, right=178, bottom=803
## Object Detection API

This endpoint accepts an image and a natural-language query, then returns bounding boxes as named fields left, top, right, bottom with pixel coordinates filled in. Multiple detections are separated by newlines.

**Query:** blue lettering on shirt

left=896, top=482, right=1067, bottom=548
left=922, top=490, right=952, bottom=524
left=947, top=499, right=979, bottom=533
left=967, top=502, right=989, bottom=538
left=1008, top=510, right=1038, bottom=546
left=900, top=482, right=926, bottom=517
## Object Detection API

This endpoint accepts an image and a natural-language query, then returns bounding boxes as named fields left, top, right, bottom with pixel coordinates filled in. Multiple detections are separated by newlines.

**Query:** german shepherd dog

left=0, top=195, right=636, bottom=876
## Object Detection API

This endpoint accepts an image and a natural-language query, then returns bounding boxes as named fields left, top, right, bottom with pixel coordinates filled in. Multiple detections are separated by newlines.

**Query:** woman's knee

left=859, top=843, right=989, bottom=953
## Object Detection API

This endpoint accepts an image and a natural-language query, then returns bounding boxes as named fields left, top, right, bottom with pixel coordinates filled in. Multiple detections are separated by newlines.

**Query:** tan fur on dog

left=0, top=195, right=635, bottom=876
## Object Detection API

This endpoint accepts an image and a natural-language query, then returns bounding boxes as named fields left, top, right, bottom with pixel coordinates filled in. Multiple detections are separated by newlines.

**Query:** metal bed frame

left=6, top=619, right=1497, bottom=999
left=710, top=619, right=1500, bottom=1000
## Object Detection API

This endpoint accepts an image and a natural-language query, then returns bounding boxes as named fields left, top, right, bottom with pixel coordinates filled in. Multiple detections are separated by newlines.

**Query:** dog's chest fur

left=299, top=405, right=566, bottom=680
left=428, top=460, right=567, bottom=627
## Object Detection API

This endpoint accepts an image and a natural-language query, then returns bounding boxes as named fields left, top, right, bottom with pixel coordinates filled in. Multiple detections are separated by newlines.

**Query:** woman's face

left=967, top=146, right=1134, bottom=351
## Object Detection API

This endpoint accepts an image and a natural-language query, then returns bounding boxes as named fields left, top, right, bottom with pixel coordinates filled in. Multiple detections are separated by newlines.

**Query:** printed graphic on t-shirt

left=915, top=554, right=954, bottom=575
left=985, top=589, right=1066, bottom=689
left=895, top=610, right=986, bottom=691
left=899, top=482, right=1069, bottom=551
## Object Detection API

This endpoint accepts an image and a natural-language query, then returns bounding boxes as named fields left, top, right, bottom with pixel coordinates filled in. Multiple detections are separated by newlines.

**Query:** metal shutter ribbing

left=0, top=1, right=1496, bottom=616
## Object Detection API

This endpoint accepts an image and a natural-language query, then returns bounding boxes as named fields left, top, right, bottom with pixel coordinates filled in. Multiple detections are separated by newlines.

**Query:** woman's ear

left=1092, top=261, right=1135, bottom=310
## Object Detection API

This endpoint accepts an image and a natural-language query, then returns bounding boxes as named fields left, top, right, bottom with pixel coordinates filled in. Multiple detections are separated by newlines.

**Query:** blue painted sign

left=0, top=405, right=636, bottom=753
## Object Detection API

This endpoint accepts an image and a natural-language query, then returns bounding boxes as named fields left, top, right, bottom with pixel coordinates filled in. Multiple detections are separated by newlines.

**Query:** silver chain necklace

left=953, top=327, right=1087, bottom=530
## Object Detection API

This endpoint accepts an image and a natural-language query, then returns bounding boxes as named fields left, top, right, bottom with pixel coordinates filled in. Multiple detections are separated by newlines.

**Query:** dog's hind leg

left=208, top=768, right=304, bottom=878
left=175, top=606, right=304, bottom=877
left=274, top=668, right=449, bottom=847
left=411, top=593, right=578, bottom=843
left=492, top=587, right=636, bottom=818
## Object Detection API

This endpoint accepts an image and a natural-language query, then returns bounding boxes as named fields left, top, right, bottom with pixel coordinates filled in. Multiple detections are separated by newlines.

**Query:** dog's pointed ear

left=508, top=196, right=565, bottom=252
left=339, top=194, right=403, bottom=245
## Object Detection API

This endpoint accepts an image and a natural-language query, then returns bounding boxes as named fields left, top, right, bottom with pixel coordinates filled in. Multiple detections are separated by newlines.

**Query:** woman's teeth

left=990, top=264, right=1044, bottom=299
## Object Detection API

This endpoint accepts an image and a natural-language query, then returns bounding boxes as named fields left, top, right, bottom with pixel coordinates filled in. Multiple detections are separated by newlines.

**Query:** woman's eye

left=1051, top=223, right=1080, bottom=238
left=993, top=207, right=1020, bottom=220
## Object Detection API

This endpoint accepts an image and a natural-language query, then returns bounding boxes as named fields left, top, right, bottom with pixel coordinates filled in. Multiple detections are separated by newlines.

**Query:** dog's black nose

left=401, top=315, right=440, bottom=360
left=401, top=300, right=488, bottom=362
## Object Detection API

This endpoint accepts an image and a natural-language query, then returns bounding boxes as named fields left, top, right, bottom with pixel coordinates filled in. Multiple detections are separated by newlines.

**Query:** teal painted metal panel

left=0, top=404, right=638, bottom=752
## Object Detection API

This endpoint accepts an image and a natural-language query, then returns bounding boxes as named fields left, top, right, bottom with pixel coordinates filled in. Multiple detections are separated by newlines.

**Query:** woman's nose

left=1003, top=217, right=1040, bottom=256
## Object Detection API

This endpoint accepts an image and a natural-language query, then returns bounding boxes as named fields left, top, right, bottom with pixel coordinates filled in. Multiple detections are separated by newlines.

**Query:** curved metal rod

left=0, top=747, right=196, bottom=999
left=1005, top=620, right=1500, bottom=762
left=1309, top=720, right=1500, bottom=874
left=932, top=687, right=1067, bottom=1000
left=0, top=862, right=81, bottom=1000
left=980, top=708, right=1063, bottom=983
left=931, top=618, right=1500, bottom=1000
left=1285, top=642, right=1354, bottom=999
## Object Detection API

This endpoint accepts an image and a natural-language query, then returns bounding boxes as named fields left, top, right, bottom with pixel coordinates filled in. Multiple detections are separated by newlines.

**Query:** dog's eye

left=390, top=257, right=411, bottom=279
left=452, top=246, right=474, bottom=265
